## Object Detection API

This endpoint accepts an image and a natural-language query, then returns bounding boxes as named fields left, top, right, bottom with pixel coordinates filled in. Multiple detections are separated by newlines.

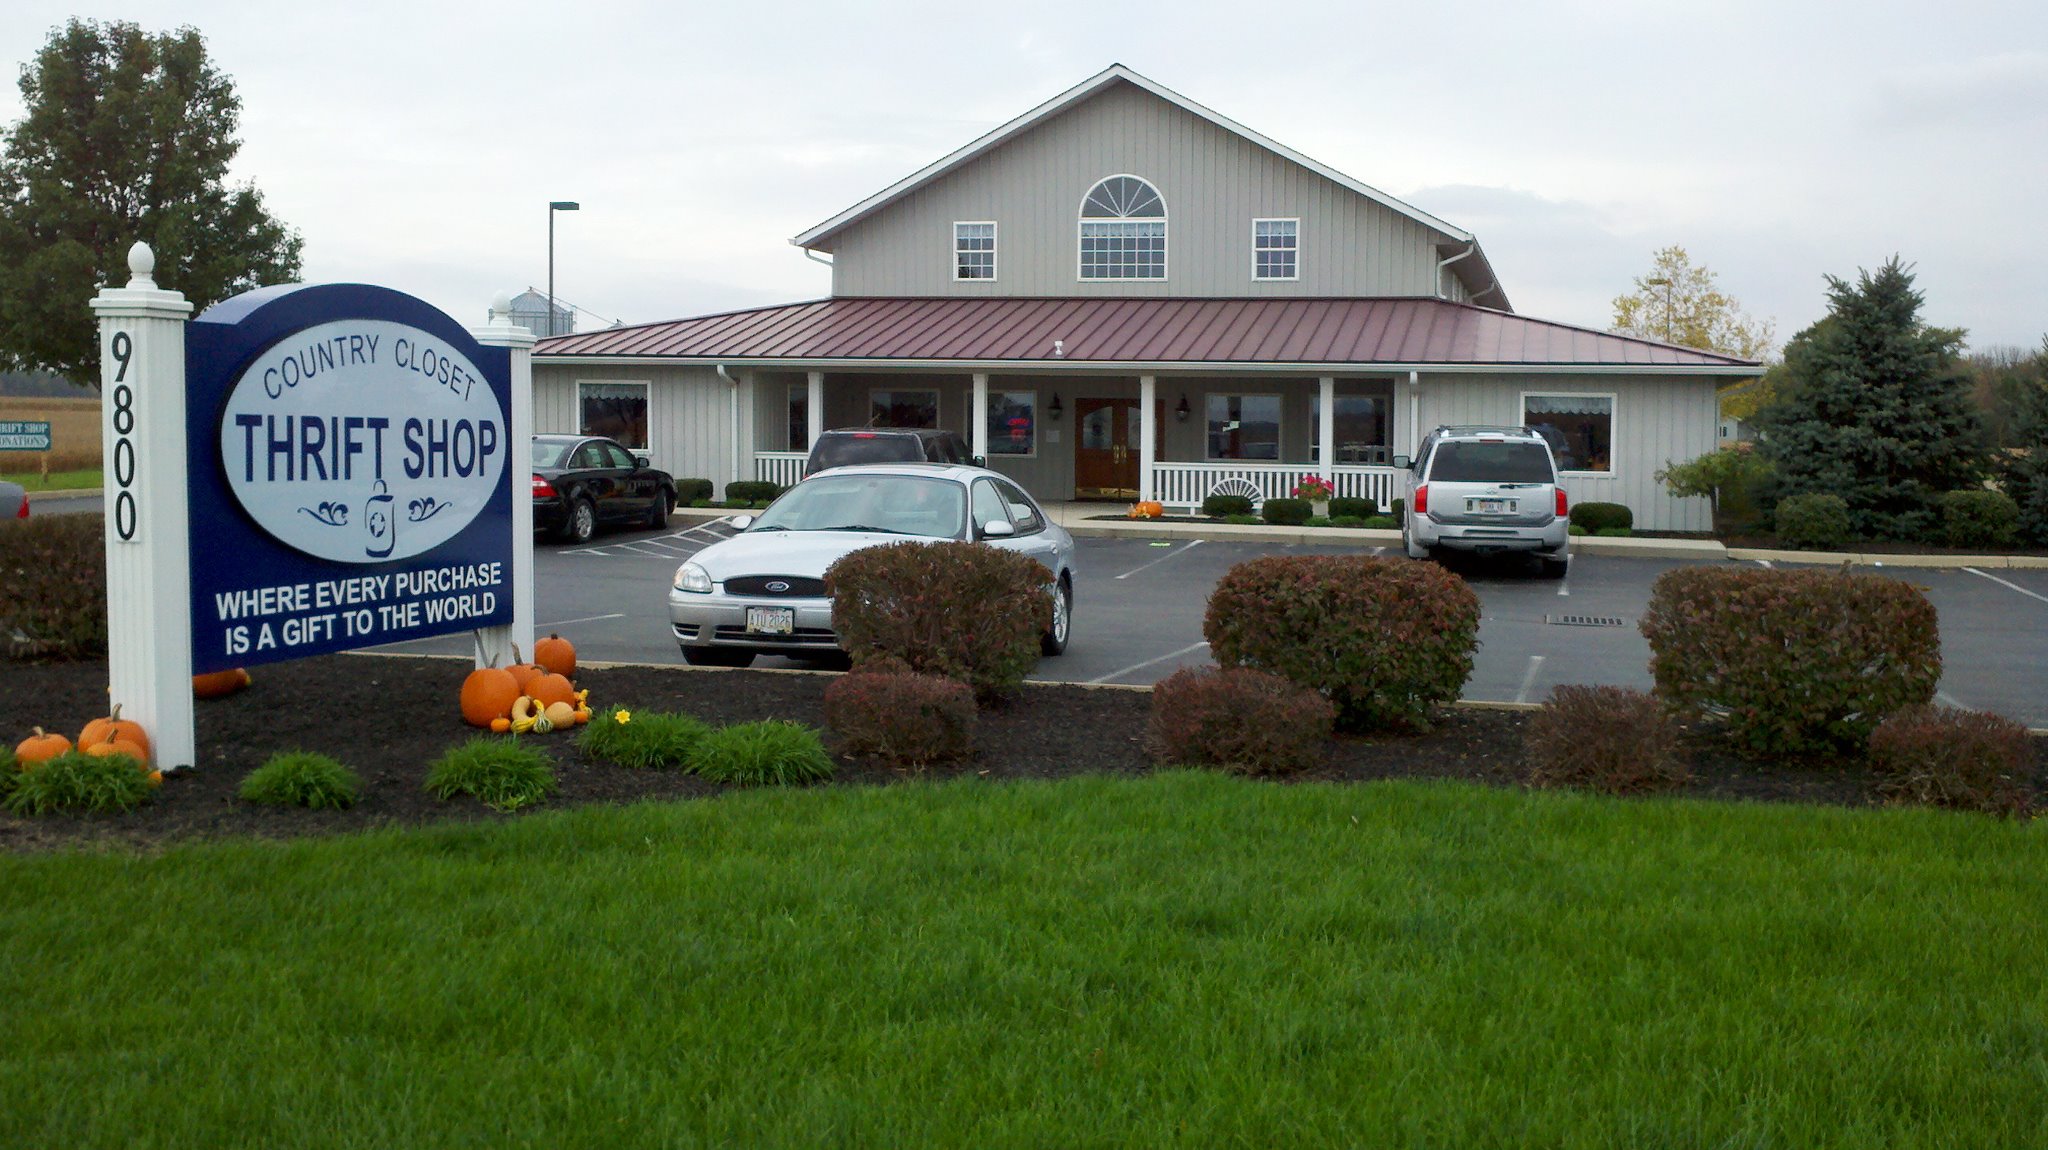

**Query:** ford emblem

left=766, top=580, right=790, bottom=593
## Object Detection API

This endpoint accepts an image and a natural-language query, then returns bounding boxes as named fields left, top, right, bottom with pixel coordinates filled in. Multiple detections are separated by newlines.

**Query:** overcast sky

left=7, top=0, right=2046, bottom=353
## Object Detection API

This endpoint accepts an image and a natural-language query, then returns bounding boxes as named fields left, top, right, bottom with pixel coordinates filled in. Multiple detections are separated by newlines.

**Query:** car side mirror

left=971, top=455, right=987, bottom=468
left=1393, top=454, right=1411, bottom=469
left=730, top=514, right=754, bottom=531
left=633, top=453, right=651, bottom=470
left=980, top=519, right=1015, bottom=538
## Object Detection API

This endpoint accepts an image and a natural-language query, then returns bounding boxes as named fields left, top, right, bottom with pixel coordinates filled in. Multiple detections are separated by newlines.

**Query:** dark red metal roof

left=536, top=297, right=1757, bottom=369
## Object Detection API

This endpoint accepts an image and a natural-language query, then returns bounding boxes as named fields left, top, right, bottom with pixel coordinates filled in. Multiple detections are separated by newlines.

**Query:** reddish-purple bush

left=1148, top=666, right=1337, bottom=775
left=1638, top=566, right=1939, bottom=754
left=1203, top=555, right=1479, bottom=732
left=825, top=541, right=1050, bottom=700
left=1868, top=705, right=2033, bottom=815
left=1522, top=685, right=1688, bottom=794
left=824, top=667, right=977, bottom=768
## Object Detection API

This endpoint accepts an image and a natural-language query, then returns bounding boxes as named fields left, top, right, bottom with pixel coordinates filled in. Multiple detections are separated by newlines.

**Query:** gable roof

left=534, top=296, right=1760, bottom=374
left=789, top=65, right=1507, bottom=308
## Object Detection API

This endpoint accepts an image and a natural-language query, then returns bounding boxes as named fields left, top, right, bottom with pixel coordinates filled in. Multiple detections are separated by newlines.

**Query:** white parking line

left=1115, top=539, right=1205, bottom=580
left=1936, top=690, right=1971, bottom=710
left=1753, top=559, right=1774, bottom=569
left=613, top=541, right=680, bottom=557
left=539, top=613, right=627, bottom=628
left=1086, top=641, right=1210, bottom=685
left=559, top=547, right=611, bottom=556
left=1964, top=566, right=2048, bottom=606
left=1513, top=655, right=1546, bottom=704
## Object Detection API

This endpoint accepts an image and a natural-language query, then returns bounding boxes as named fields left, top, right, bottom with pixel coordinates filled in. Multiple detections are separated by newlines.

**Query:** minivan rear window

left=1428, top=441, right=1555, bottom=484
left=808, top=434, right=924, bottom=472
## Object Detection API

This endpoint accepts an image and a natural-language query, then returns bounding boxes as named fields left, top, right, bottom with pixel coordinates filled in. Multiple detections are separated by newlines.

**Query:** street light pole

left=547, top=200, right=580, bottom=338
left=1644, top=275, right=1674, bottom=343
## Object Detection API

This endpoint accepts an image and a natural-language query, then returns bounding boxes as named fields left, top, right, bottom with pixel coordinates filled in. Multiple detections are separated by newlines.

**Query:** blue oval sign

left=218, top=318, right=506, bottom=564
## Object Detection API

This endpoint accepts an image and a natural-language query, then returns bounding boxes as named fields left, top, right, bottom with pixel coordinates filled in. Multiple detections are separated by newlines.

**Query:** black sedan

left=531, top=435, right=675, bottom=543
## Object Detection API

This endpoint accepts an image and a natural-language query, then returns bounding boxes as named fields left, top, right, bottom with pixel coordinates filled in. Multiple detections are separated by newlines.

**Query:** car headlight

left=674, top=562, right=712, bottom=593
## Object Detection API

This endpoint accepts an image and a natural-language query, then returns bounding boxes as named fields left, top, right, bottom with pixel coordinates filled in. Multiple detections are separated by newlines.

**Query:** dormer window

left=1079, top=175, right=1166, bottom=280
left=954, top=221, right=996, bottom=280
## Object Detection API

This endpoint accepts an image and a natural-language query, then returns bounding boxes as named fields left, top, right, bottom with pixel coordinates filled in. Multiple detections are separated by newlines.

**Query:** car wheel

left=562, top=497, right=596, bottom=544
left=1041, top=576, right=1072, bottom=656
left=647, top=488, right=672, bottom=530
left=681, top=646, right=756, bottom=668
left=1539, top=555, right=1569, bottom=580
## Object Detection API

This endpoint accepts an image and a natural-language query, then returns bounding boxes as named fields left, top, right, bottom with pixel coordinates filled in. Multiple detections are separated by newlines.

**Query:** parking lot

left=367, top=517, right=2048, bottom=728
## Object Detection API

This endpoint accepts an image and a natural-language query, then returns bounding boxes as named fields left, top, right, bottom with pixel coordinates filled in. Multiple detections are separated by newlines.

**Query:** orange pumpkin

left=534, top=632, right=577, bottom=678
left=490, top=717, right=512, bottom=734
left=85, top=737, right=150, bottom=767
left=528, top=671, right=576, bottom=710
left=460, top=661, right=523, bottom=728
left=78, top=704, right=151, bottom=763
left=505, top=645, right=545, bottom=693
left=193, top=668, right=252, bottom=699
left=145, top=769, right=163, bottom=788
left=14, top=727, right=71, bottom=765
left=1127, top=501, right=1164, bottom=519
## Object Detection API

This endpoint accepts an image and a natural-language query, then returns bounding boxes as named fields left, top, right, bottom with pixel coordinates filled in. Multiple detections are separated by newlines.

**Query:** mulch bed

left=4, top=655, right=2039, bottom=852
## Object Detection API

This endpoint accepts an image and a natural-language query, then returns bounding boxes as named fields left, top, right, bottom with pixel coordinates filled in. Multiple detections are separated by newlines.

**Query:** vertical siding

left=828, top=81, right=1449, bottom=299
left=534, top=363, right=736, bottom=490
left=1413, top=372, right=1718, bottom=531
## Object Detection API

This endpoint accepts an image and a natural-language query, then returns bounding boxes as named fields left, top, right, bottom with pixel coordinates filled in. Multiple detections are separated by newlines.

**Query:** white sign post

left=89, top=243, right=197, bottom=769
left=469, top=291, right=536, bottom=670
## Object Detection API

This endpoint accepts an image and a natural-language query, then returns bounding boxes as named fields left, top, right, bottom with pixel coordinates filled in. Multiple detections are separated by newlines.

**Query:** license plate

left=1468, top=498, right=1515, bottom=514
left=745, top=606, right=794, bottom=635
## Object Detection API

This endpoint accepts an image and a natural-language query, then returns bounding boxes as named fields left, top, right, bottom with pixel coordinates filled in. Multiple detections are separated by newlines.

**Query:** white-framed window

left=1254, top=218, right=1298, bottom=281
left=1309, top=388, right=1391, bottom=463
left=578, top=381, right=649, bottom=449
left=954, top=221, right=996, bottom=281
left=869, top=389, right=939, bottom=429
left=1205, top=394, right=1282, bottom=460
left=1079, top=175, right=1166, bottom=280
left=983, top=390, right=1037, bottom=457
left=1523, top=392, right=1615, bottom=475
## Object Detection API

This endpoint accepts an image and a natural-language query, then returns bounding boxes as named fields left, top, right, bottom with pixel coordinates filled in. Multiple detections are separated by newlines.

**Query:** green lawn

left=0, top=467, right=100, bottom=491
left=3, top=773, right=2045, bottom=1148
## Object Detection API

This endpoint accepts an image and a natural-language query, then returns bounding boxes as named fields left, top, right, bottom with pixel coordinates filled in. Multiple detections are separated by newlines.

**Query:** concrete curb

left=23, top=487, right=101, bottom=503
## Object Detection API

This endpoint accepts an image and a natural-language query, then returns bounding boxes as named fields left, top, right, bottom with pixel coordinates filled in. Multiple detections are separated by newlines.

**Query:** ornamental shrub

left=1389, top=497, right=1406, bottom=526
left=577, top=707, right=711, bottom=769
left=1261, top=497, right=1311, bottom=526
left=1329, top=497, right=1377, bottom=520
left=1148, top=666, right=1335, bottom=775
left=1202, top=493, right=1254, bottom=517
left=1327, top=515, right=1369, bottom=529
left=424, top=737, right=557, bottom=812
left=1204, top=555, right=1481, bottom=732
left=1523, top=686, right=1687, bottom=794
left=675, top=478, right=715, bottom=505
left=723, top=480, right=785, bottom=504
left=1569, top=502, right=1633, bottom=534
left=1774, top=493, right=1852, bottom=550
left=239, top=752, right=360, bottom=809
left=1867, top=705, right=2033, bottom=815
left=1939, top=489, right=2019, bottom=549
left=1360, top=516, right=1398, bottom=530
left=691, top=720, right=835, bottom=785
left=824, top=667, right=976, bottom=768
left=1639, top=566, right=1940, bottom=754
left=826, top=541, right=1049, bottom=700
left=0, top=514, right=106, bottom=662
left=1221, top=514, right=1262, bottom=525
left=4, top=751, right=152, bottom=816
left=1594, top=527, right=1633, bottom=538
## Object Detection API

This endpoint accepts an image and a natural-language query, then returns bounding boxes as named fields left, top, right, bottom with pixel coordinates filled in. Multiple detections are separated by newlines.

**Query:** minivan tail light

left=1412, top=484, right=1428, bottom=515
left=12, top=493, right=26, bottom=519
left=532, top=475, right=556, bottom=499
left=1555, top=488, right=1568, bottom=517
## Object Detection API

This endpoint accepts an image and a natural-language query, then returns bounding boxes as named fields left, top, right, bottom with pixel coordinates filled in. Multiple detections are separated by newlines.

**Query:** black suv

left=804, top=428, right=977, bottom=476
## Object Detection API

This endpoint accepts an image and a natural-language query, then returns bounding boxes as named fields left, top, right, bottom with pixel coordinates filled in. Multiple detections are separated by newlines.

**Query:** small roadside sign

left=0, top=420, right=52, bottom=451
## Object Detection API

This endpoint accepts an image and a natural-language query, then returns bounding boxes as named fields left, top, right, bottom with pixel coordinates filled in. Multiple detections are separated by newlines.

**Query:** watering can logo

left=364, top=479, right=395, bottom=559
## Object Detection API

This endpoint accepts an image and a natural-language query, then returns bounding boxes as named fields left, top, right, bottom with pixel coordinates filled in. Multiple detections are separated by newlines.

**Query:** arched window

left=1079, top=175, right=1166, bottom=280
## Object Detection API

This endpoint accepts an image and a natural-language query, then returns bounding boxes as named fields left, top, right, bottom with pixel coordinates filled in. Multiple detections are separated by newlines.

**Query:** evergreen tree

left=1993, top=339, right=2048, bottom=545
left=0, top=19, right=302, bottom=387
left=1753, top=259, right=1983, bottom=541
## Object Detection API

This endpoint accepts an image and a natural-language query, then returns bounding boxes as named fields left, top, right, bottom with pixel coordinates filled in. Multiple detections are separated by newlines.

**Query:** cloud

left=1871, top=51, right=2048, bottom=130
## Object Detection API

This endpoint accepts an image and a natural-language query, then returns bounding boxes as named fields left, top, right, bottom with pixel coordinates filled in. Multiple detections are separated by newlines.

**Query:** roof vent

left=1051, top=339, right=1065, bottom=358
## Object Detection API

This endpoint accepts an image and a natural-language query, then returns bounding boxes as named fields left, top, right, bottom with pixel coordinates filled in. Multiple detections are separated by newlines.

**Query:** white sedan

left=668, top=463, right=1078, bottom=668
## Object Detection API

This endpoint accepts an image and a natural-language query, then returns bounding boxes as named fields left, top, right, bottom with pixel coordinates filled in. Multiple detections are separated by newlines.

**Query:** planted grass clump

left=424, top=737, right=557, bottom=812
left=690, top=720, right=834, bottom=786
left=4, top=751, right=153, bottom=816
left=239, top=752, right=361, bottom=810
left=577, top=706, right=711, bottom=769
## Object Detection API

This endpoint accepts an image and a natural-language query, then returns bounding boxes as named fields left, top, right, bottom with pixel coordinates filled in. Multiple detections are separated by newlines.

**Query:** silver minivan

left=1399, top=426, right=1570, bottom=577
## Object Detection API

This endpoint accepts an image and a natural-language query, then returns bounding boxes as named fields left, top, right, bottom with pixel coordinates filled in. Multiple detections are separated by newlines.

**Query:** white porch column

left=472, top=291, right=537, bottom=671
left=1317, top=375, right=1336, bottom=485
left=806, top=370, right=825, bottom=450
left=89, top=243, right=195, bottom=769
left=740, top=370, right=758, bottom=482
left=971, top=372, right=989, bottom=461
left=1407, top=370, right=1423, bottom=458
left=1138, top=374, right=1157, bottom=503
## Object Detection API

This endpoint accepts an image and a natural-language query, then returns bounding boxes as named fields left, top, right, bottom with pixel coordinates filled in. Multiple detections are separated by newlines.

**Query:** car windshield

left=1429, top=441, right=1555, bottom=484
left=809, top=434, right=923, bottom=471
left=531, top=440, right=572, bottom=468
left=749, top=474, right=965, bottom=539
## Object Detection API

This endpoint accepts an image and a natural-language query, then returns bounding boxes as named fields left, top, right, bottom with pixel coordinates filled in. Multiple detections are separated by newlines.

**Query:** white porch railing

left=754, top=451, right=805, bottom=488
left=1151, top=462, right=1400, bottom=511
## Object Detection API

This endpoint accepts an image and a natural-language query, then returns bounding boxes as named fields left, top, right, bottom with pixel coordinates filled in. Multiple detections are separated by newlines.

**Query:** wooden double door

left=1074, top=398, right=1163, bottom=500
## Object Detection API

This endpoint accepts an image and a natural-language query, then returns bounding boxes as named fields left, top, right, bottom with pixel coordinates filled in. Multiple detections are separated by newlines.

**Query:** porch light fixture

left=1048, top=392, right=1063, bottom=420
left=1175, top=394, right=1191, bottom=422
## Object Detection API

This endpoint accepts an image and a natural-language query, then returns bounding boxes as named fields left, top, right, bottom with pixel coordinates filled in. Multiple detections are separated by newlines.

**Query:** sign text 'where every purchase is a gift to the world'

left=210, top=561, right=503, bottom=656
